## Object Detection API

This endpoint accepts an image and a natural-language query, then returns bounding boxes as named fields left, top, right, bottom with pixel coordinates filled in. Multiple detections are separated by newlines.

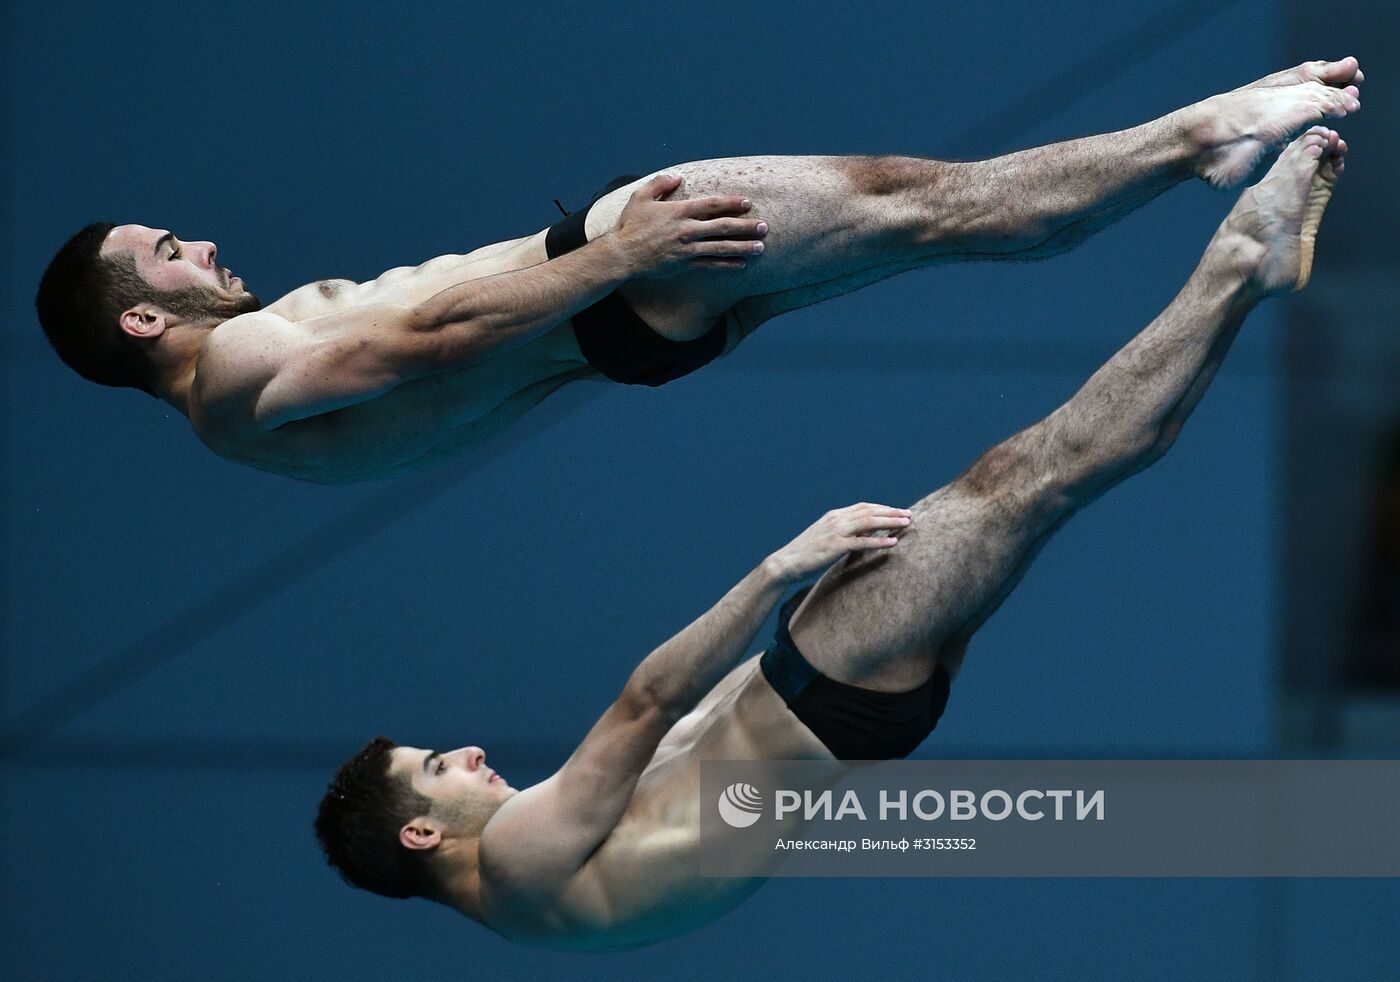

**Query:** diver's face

left=102, top=224, right=249, bottom=297
left=390, top=745, right=517, bottom=813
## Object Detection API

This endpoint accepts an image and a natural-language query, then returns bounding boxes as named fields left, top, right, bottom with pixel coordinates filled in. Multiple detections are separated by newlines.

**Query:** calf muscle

left=790, top=232, right=1262, bottom=692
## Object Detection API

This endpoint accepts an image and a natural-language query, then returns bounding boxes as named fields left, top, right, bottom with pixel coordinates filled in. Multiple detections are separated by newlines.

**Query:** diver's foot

left=1237, top=56, right=1364, bottom=92
left=1220, top=127, right=1346, bottom=296
left=1184, top=58, right=1361, bottom=188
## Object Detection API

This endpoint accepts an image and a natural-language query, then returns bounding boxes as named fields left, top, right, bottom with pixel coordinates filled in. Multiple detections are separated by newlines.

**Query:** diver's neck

left=152, top=320, right=219, bottom=418
left=434, top=841, right=486, bottom=921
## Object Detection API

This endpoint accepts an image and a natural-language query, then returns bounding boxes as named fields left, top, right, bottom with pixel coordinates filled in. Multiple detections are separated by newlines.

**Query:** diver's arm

left=236, top=175, right=763, bottom=428
left=412, top=173, right=762, bottom=355
left=624, top=503, right=910, bottom=717
left=479, top=562, right=788, bottom=899
left=479, top=505, right=907, bottom=896
left=241, top=239, right=629, bottom=429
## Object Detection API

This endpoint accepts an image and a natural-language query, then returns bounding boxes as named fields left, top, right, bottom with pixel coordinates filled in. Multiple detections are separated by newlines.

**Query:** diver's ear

left=118, top=304, right=170, bottom=340
left=399, top=819, right=442, bottom=852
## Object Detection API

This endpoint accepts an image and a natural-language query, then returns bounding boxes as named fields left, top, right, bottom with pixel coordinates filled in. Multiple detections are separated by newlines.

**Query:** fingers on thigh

left=793, top=490, right=1028, bottom=678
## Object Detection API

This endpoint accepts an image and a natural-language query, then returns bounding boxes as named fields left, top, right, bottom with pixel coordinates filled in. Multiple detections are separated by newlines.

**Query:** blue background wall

left=3, top=1, right=1394, bottom=978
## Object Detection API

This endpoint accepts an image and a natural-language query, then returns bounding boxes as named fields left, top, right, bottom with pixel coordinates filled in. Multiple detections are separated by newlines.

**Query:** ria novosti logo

left=717, top=783, right=764, bottom=828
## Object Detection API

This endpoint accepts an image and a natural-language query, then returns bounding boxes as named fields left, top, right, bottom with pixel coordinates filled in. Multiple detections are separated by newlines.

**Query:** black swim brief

left=545, top=173, right=728, bottom=387
left=760, top=587, right=952, bottom=760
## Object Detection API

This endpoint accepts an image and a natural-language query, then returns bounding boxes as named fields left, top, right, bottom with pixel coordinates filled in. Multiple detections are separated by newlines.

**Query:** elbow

left=411, top=287, right=495, bottom=337
left=402, top=306, right=440, bottom=336
left=401, top=315, right=489, bottom=373
left=618, top=677, right=684, bottom=728
left=403, top=303, right=473, bottom=341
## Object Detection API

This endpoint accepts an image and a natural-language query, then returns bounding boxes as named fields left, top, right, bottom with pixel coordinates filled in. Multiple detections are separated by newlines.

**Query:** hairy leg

left=594, top=146, right=1197, bottom=342
left=721, top=166, right=1183, bottom=344
left=786, top=128, right=1346, bottom=691
left=571, top=59, right=1359, bottom=343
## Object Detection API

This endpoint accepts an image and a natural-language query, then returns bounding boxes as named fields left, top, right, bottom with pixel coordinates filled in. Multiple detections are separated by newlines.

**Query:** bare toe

left=1313, top=56, right=1361, bottom=86
left=1224, top=132, right=1342, bottom=294
left=1195, top=74, right=1359, bottom=188
left=1248, top=57, right=1363, bottom=91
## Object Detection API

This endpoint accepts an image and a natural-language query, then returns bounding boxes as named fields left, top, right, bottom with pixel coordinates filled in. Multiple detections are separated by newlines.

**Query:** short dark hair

left=35, top=222, right=160, bottom=396
left=315, top=737, right=438, bottom=900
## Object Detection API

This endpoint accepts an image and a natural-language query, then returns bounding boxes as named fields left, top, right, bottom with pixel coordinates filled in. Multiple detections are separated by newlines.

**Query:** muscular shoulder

left=192, top=311, right=305, bottom=420
left=477, top=783, right=621, bottom=945
left=476, top=783, right=568, bottom=912
left=477, top=782, right=552, bottom=882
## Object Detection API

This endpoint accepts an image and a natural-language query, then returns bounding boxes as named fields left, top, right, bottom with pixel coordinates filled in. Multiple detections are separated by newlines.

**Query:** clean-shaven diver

left=36, top=60, right=1360, bottom=484
left=314, top=129, right=1345, bottom=949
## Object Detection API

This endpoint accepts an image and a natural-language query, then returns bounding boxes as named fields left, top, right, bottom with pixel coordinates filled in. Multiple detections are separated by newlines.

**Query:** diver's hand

left=763, top=503, right=911, bottom=585
left=611, top=174, right=768, bottom=278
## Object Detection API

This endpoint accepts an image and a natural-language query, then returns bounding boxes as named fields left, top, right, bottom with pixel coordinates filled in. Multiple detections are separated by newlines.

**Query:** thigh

left=726, top=253, right=934, bottom=346
left=788, top=440, right=1072, bottom=692
left=581, top=156, right=926, bottom=341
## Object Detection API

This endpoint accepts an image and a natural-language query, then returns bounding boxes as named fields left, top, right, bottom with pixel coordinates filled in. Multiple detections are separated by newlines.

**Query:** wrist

left=591, top=229, right=644, bottom=279
left=759, top=553, right=799, bottom=589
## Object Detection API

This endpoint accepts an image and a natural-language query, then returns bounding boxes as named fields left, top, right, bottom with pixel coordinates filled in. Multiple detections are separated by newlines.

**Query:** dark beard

left=154, top=283, right=264, bottom=322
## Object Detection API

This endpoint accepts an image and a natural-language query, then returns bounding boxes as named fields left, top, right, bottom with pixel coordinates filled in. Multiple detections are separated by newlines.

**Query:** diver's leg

left=786, top=129, right=1345, bottom=690
left=576, top=59, right=1359, bottom=342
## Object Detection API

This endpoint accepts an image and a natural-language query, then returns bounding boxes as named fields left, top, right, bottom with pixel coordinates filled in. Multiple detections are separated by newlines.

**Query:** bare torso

left=190, top=230, right=598, bottom=484
left=480, top=656, right=841, bottom=951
